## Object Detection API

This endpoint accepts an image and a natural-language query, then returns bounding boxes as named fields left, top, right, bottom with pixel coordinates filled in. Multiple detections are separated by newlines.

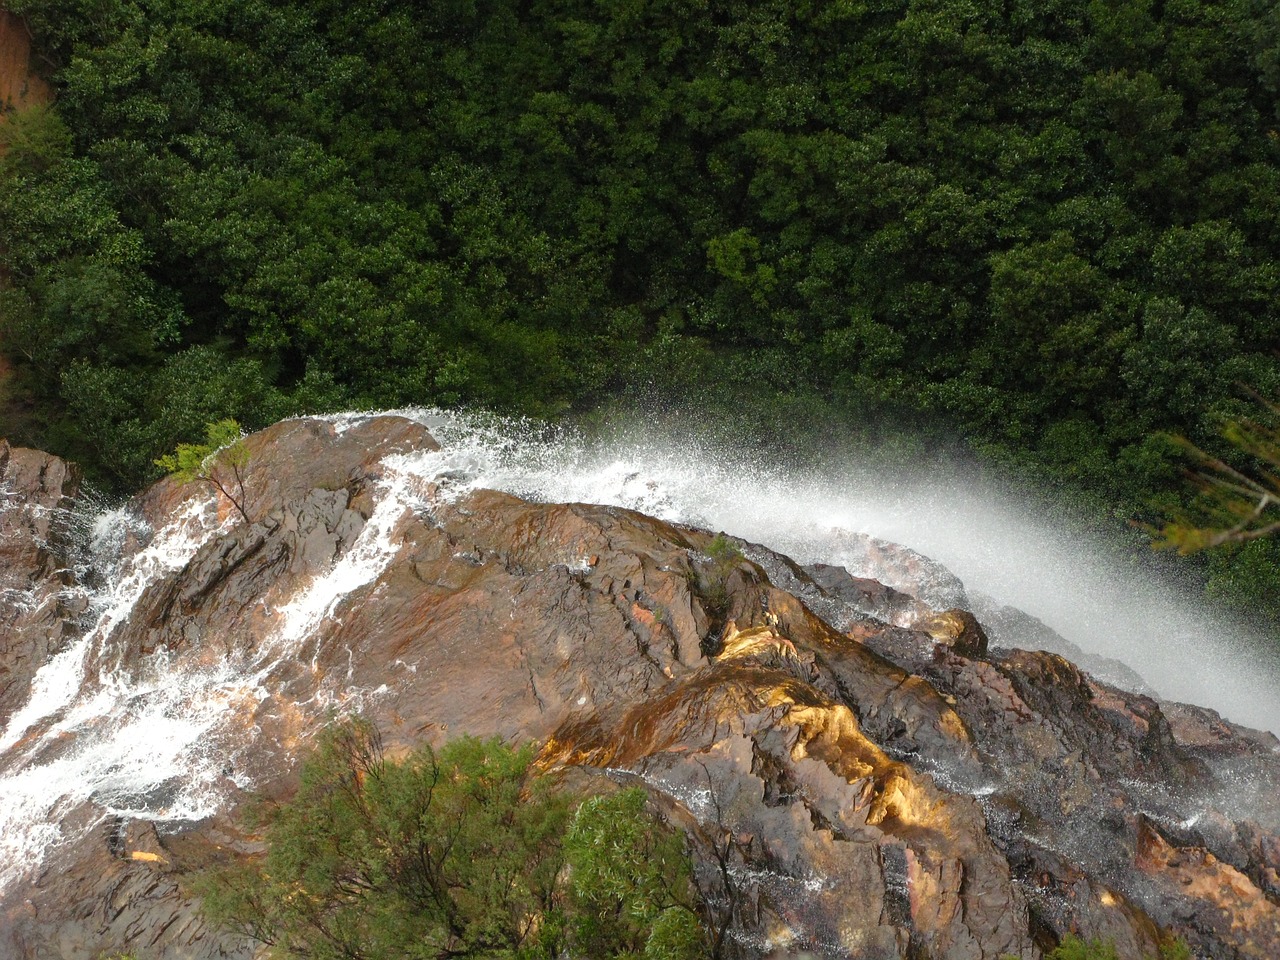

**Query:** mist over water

left=377, top=407, right=1280, bottom=735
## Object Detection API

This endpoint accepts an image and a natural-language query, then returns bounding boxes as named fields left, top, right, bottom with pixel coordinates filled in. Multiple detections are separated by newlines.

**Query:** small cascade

left=270, top=459, right=434, bottom=659
left=0, top=434, right=457, bottom=895
left=0, top=495, right=240, bottom=889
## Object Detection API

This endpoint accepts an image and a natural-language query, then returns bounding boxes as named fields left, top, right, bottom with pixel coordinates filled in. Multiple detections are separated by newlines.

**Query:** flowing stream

left=1, top=407, right=1277, bottom=897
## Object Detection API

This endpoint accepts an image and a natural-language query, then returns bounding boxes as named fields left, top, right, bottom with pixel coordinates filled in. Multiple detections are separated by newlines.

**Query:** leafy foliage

left=564, top=791, right=703, bottom=959
left=1156, top=404, right=1280, bottom=554
left=1047, top=936, right=1122, bottom=960
left=155, top=418, right=253, bottom=524
left=194, top=719, right=706, bottom=960
left=693, top=533, right=746, bottom=633
left=1044, top=934, right=1192, bottom=960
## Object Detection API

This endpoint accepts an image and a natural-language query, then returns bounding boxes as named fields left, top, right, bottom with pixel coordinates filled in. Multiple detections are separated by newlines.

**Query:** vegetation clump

left=1043, top=934, right=1192, bottom=960
left=155, top=418, right=253, bottom=524
left=1157, top=402, right=1280, bottom=553
left=694, top=533, right=746, bottom=647
left=194, top=718, right=707, bottom=960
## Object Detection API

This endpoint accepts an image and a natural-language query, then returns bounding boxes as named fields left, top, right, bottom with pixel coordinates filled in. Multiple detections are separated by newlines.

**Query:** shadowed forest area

left=1, top=0, right=1279, bottom=616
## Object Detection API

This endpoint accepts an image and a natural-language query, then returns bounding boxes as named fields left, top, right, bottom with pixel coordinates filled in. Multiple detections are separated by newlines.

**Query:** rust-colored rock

left=919, top=608, right=989, bottom=658
left=0, top=10, right=50, bottom=120
left=1136, top=818, right=1280, bottom=958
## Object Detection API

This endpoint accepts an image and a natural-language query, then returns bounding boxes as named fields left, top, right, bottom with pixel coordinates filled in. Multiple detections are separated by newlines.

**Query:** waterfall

left=0, top=439, right=436, bottom=894
left=2, top=407, right=1276, bottom=901
left=0, top=497, right=235, bottom=892
left=356, top=408, right=1280, bottom=733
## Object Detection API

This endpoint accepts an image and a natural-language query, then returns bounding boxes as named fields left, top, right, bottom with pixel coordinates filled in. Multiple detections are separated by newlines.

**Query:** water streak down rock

left=1, top=415, right=1278, bottom=959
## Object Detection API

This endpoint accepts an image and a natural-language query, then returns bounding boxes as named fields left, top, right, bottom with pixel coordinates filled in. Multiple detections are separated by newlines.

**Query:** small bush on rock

left=565, top=790, right=703, bottom=958
left=194, top=718, right=706, bottom=959
left=1042, top=934, right=1193, bottom=960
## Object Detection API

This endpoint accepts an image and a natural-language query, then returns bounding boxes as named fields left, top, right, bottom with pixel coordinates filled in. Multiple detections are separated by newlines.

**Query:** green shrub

left=195, top=718, right=706, bottom=959
left=155, top=418, right=254, bottom=524
left=1049, top=936, right=1121, bottom=960
left=697, top=533, right=746, bottom=628
left=565, top=790, right=705, bottom=959
left=1045, top=934, right=1193, bottom=960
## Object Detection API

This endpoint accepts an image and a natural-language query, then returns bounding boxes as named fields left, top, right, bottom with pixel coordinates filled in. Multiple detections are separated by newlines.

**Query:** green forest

left=1, top=0, right=1279, bottom=613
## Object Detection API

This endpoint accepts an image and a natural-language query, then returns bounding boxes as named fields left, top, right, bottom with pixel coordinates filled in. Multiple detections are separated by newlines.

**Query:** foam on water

left=273, top=463, right=431, bottom=652
left=0, top=498, right=221, bottom=753
left=0, top=495, right=244, bottom=892
left=0, top=659, right=260, bottom=892
left=0, top=436, right=458, bottom=894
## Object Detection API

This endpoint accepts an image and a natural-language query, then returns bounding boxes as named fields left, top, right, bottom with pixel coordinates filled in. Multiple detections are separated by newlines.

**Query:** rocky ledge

left=1, top=415, right=1277, bottom=959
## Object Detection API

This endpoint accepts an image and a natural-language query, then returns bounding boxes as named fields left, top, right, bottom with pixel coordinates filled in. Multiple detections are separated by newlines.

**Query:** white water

left=0, top=445, right=435, bottom=894
left=349, top=408, right=1280, bottom=735
left=1, top=407, right=1276, bottom=897
left=0, top=496, right=237, bottom=892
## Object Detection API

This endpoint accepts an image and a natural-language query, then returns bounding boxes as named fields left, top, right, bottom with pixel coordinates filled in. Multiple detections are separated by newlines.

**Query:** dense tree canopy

left=2, top=0, right=1279, bottom=609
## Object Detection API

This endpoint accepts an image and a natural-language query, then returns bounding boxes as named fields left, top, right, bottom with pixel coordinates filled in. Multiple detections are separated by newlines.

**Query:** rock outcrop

left=0, top=9, right=50, bottom=119
left=0, top=440, right=84, bottom=719
left=1, top=415, right=1277, bottom=959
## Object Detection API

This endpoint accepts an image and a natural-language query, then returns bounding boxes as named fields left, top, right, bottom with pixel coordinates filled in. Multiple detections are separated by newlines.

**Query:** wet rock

left=541, top=668, right=1032, bottom=959
left=1004, top=838, right=1164, bottom=957
left=0, top=804, right=256, bottom=960
left=801, top=563, right=933, bottom=628
left=822, top=530, right=969, bottom=610
left=1136, top=818, right=1280, bottom=959
left=969, top=593, right=1156, bottom=695
left=0, top=441, right=83, bottom=722
left=919, top=608, right=989, bottom=658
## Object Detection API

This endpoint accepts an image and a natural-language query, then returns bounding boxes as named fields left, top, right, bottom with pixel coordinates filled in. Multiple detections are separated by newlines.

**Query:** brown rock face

left=818, top=530, right=969, bottom=611
left=802, top=562, right=935, bottom=629
left=0, top=440, right=83, bottom=720
left=0, top=10, right=50, bottom=119
left=918, top=609, right=990, bottom=658
left=1, top=415, right=1277, bottom=959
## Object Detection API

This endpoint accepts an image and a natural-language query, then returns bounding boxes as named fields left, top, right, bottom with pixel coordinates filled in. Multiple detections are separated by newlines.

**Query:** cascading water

left=1, top=406, right=1276, bottom=908
left=366, top=408, right=1280, bottom=733
left=0, top=437, right=438, bottom=895
left=0, top=496, right=233, bottom=892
